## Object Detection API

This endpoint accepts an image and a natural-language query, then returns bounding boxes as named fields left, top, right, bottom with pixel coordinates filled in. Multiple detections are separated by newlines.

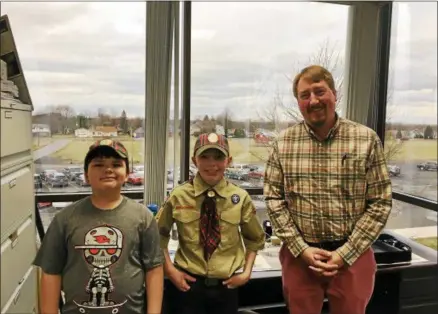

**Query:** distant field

left=414, top=237, right=437, bottom=250
left=48, top=136, right=436, bottom=165
left=51, top=138, right=145, bottom=164
left=385, top=139, right=437, bottom=162
left=49, top=136, right=272, bottom=165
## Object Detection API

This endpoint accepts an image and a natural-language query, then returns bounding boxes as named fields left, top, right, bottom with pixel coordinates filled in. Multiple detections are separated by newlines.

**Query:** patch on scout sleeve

left=231, top=194, right=240, bottom=204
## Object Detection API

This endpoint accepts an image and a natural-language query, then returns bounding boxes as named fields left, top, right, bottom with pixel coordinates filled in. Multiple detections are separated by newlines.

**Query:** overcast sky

left=1, top=1, right=436, bottom=125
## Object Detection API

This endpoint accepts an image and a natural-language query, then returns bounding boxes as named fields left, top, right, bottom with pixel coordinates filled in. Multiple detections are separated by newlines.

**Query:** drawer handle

left=13, top=289, right=21, bottom=305
left=9, top=231, right=18, bottom=248
left=4, top=110, right=13, bottom=119
left=9, top=178, right=16, bottom=189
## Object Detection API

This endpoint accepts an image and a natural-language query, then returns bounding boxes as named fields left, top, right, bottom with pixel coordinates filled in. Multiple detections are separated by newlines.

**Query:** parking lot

left=34, top=163, right=264, bottom=194
left=35, top=159, right=437, bottom=232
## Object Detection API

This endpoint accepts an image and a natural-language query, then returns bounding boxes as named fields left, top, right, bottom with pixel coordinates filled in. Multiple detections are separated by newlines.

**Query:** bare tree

left=383, top=70, right=404, bottom=163
left=253, top=38, right=403, bottom=163
left=251, top=89, right=286, bottom=161
left=96, top=107, right=112, bottom=126
left=53, top=104, right=76, bottom=134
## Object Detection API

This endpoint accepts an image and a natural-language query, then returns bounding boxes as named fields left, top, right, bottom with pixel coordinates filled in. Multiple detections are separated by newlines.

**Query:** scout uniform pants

left=163, top=271, right=239, bottom=314
left=279, top=244, right=376, bottom=314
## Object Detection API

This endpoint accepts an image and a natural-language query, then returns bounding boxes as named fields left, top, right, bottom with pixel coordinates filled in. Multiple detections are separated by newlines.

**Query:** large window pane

left=191, top=2, right=349, bottom=189
left=387, top=200, right=437, bottom=251
left=385, top=2, right=437, bottom=202
left=2, top=2, right=147, bottom=196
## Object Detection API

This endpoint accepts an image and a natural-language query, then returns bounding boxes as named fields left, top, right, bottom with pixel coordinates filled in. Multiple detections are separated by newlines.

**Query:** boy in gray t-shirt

left=33, top=140, right=164, bottom=314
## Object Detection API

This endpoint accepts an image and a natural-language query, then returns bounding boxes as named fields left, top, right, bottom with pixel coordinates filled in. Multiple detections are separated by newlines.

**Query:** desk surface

left=168, top=237, right=436, bottom=279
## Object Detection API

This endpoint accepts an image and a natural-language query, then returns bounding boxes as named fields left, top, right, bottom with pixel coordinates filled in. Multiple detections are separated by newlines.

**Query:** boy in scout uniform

left=156, top=133, right=265, bottom=314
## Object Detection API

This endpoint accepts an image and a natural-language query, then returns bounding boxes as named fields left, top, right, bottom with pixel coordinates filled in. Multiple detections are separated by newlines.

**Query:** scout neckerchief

left=199, top=189, right=221, bottom=260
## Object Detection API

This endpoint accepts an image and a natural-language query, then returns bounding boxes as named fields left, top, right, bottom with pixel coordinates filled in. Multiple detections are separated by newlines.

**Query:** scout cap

left=86, top=139, right=128, bottom=159
left=194, top=133, right=229, bottom=157
left=84, top=139, right=130, bottom=173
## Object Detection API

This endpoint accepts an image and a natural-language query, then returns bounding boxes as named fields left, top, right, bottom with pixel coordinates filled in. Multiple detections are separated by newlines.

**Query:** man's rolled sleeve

left=155, top=198, right=174, bottom=249
left=336, top=135, right=392, bottom=266
left=240, top=195, right=265, bottom=252
left=264, top=139, right=309, bottom=258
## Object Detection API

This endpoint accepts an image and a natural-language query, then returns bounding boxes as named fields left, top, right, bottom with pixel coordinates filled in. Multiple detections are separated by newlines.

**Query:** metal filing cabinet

left=1, top=14, right=38, bottom=314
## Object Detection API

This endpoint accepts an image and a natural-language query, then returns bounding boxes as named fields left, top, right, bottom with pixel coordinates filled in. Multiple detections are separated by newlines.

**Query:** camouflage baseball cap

left=87, top=139, right=128, bottom=158
left=194, top=133, right=229, bottom=157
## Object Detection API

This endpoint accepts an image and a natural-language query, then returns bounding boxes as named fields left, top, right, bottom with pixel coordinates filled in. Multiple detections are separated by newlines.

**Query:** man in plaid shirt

left=264, top=65, right=392, bottom=314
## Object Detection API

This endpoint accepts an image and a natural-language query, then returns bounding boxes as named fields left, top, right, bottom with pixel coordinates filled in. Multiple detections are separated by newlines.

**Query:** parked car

left=248, top=166, right=265, bottom=179
left=40, top=169, right=57, bottom=181
left=417, top=161, right=437, bottom=171
left=127, top=171, right=144, bottom=185
left=167, top=167, right=196, bottom=183
left=387, top=164, right=401, bottom=177
left=70, top=171, right=84, bottom=182
left=63, top=167, right=83, bottom=180
left=225, top=169, right=248, bottom=181
left=47, top=172, right=69, bottom=188
left=75, top=174, right=90, bottom=187
left=34, top=174, right=43, bottom=189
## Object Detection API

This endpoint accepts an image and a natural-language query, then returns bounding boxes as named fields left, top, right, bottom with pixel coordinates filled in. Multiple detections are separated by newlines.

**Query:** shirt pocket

left=173, top=210, right=200, bottom=244
left=330, top=155, right=367, bottom=205
left=220, top=209, right=241, bottom=249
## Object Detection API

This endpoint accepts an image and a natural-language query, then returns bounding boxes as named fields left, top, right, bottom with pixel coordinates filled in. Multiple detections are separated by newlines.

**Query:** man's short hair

left=292, top=65, right=336, bottom=98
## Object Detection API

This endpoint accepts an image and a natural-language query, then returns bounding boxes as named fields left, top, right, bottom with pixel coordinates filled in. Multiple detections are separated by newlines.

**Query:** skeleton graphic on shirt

left=74, top=225, right=126, bottom=309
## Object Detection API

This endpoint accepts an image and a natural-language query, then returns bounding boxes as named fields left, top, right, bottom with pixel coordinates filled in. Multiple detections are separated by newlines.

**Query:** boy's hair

left=193, top=133, right=230, bottom=157
left=84, top=139, right=130, bottom=174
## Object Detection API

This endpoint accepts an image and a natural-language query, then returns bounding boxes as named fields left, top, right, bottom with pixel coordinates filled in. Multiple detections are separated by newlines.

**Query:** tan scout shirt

left=156, top=173, right=265, bottom=279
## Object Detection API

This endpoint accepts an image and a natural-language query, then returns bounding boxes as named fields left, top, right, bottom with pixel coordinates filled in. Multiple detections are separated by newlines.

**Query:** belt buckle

left=204, top=278, right=219, bottom=287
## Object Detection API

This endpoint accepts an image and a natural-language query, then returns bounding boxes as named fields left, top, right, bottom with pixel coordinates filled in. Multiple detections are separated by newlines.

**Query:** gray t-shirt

left=33, top=196, right=164, bottom=314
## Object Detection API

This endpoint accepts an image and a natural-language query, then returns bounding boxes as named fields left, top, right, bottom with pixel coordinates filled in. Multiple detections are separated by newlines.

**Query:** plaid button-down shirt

left=264, top=117, right=392, bottom=266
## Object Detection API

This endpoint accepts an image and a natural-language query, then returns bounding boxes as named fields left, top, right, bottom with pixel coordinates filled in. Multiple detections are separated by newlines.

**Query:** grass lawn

left=52, top=138, right=145, bottom=164
left=50, top=136, right=272, bottom=165
left=413, top=237, right=438, bottom=251
left=49, top=136, right=436, bottom=165
left=385, top=139, right=437, bottom=162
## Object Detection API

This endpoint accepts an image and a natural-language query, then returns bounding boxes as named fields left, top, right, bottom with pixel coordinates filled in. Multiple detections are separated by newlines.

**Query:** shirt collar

left=303, top=113, right=341, bottom=142
left=193, top=172, right=228, bottom=198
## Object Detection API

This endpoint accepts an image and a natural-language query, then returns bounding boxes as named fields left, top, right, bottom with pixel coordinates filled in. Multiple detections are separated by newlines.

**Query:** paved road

left=389, top=160, right=437, bottom=201
left=33, top=139, right=71, bottom=161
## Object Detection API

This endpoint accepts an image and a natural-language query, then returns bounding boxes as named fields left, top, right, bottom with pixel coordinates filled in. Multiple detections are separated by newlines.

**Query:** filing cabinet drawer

left=1, top=266, right=37, bottom=314
left=0, top=101, right=32, bottom=159
left=0, top=165, right=34, bottom=243
left=1, top=218, right=36, bottom=310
